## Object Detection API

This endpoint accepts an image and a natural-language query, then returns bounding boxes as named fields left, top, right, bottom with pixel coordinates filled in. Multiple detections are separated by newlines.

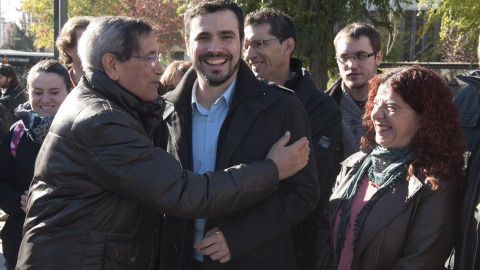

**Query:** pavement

left=0, top=220, right=5, bottom=269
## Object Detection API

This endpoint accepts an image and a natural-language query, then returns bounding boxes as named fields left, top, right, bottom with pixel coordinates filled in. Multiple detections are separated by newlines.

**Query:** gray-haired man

left=16, top=16, right=309, bottom=270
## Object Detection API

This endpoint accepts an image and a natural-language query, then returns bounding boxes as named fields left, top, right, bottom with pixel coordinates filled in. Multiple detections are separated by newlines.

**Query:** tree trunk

left=309, top=53, right=329, bottom=92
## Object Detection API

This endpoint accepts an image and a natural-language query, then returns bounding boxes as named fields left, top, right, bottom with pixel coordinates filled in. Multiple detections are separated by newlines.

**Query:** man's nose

left=154, top=63, right=164, bottom=75
left=244, top=46, right=256, bottom=63
left=207, top=38, right=222, bottom=53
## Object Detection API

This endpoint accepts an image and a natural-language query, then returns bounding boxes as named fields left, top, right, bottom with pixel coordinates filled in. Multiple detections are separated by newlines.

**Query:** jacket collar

left=330, top=149, right=425, bottom=258
left=456, top=69, right=480, bottom=92
left=83, top=70, right=163, bottom=125
left=2, top=85, right=22, bottom=97
left=337, top=149, right=424, bottom=199
left=326, top=69, right=383, bottom=105
left=163, top=60, right=283, bottom=170
left=284, top=58, right=304, bottom=90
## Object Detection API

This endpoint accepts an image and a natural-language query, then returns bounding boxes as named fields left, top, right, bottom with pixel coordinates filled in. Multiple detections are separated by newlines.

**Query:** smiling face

left=244, top=23, right=290, bottom=84
left=335, top=36, right=382, bottom=100
left=371, top=84, right=422, bottom=149
left=115, top=31, right=164, bottom=101
left=186, top=9, right=242, bottom=88
left=29, top=72, right=69, bottom=116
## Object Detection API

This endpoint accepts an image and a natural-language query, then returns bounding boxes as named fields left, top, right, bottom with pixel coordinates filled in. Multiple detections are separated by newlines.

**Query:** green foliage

left=418, top=0, right=480, bottom=62
left=20, top=0, right=119, bottom=49
left=20, top=0, right=185, bottom=55
left=10, top=23, right=35, bottom=51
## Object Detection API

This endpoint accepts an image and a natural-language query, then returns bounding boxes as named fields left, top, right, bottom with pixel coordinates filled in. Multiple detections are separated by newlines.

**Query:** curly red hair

left=361, top=65, right=465, bottom=189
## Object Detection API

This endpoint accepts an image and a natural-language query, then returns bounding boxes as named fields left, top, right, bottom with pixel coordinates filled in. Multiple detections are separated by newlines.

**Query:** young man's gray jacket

left=453, top=69, right=480, bottom=270
left=156, top=61, right=320, bottom=270
left=16, top=71, right=281, bottom=270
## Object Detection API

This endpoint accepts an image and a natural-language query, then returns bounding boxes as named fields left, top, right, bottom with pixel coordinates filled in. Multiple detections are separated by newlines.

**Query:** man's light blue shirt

left=191, top=77, right=236, bottom=261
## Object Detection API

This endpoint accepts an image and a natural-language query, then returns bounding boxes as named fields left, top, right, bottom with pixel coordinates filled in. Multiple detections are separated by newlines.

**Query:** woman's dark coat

left=328, top=151, right=458, bottom=270
left=0, top=123, right=40, bottom=262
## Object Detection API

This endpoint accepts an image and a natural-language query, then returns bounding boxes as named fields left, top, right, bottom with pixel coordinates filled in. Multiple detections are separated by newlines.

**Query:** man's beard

left=194, top=51, right=240, bottom=87
left=0, top=80, right=9, bottom=88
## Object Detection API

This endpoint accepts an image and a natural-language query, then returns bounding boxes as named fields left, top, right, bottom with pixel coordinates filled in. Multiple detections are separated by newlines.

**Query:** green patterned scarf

left=334, top=145, right=415, bottom=267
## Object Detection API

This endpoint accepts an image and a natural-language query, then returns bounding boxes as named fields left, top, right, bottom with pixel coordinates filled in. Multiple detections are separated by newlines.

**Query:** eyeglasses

left=129, top=53, right=162, bottom=67
left=244, top=38, right=285, bottom=50
left=336, top=51, right=377, bottom=64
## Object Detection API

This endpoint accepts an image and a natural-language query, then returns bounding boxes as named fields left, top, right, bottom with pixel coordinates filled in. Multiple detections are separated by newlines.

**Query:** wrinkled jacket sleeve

left=391, top=179, right=458, bottom=270
left=217, top=96, right=320, bottom=260
left=83, top=109, right=279, bottom=219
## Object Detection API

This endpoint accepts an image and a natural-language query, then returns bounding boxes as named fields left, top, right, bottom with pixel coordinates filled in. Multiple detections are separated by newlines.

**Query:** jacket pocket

left=103, top=235, right=155, bottom=270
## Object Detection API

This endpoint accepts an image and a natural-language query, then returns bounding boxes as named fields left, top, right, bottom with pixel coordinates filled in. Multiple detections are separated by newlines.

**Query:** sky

left=1, top=0, right=22, bottom=24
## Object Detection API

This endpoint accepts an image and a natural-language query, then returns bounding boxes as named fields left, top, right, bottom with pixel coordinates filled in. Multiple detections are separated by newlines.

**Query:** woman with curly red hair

left=328, top=65, right=464, bottom=270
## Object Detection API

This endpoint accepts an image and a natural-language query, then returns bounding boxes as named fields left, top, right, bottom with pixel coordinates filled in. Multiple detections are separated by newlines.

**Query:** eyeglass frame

left=244, top=38, right=286, bottom=50
left=129, top=53, right=162, bottom=67
left=335, top=51, right=377, bottom=64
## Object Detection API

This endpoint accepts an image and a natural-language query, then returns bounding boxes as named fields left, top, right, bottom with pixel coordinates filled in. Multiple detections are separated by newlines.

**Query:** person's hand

left=194, top=227, right=231, bottom=263
left=266, top=131, right=309, bottom=180
left=20, top=189, right=29, bottom=213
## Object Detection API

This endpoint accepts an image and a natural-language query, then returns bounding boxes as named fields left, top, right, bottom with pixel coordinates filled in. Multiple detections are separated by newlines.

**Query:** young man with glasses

left=325, top=22, right=383, bottom=159
left=244, top=8, right=341, bottom=269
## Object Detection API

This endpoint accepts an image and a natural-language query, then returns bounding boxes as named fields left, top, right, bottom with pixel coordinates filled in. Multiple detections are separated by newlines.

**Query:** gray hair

left=78, top=16, right=154, bottom=76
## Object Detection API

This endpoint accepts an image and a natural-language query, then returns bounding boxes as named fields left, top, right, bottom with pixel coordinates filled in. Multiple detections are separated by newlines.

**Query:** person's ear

left=102, top=53, right=119, bottom=81
left=185, top=38, right=192, bottom=59
left=375, top=50, right=383, bottom=66
left=284, top=37, right=295, bottom=57
left=65, top=47, right=75, bottom=58
left=7, top=77, right=12, bottom=84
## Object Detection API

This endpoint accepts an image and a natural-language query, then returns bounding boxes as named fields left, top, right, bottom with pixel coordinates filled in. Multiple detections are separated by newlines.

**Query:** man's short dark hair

left=184, top=0, right=245, bottom=41
left=0, top=64, right=21, bottom=88
left=56, top=16, right=91, bottom=66
left=334, top=22, right=381, bottom=53
left=245, top=8, right=296, bottom=45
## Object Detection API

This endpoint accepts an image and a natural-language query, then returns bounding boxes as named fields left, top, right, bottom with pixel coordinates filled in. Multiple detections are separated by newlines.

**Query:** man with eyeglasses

left=244, top=8, right=341, bottom=269
left=325, top=22, right=383, bottom=159
left=16, top=16, right=311, bottom=269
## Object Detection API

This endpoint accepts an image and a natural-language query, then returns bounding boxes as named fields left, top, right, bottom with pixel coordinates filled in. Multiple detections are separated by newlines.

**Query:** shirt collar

left=191, top=76, right=237, bottom=111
